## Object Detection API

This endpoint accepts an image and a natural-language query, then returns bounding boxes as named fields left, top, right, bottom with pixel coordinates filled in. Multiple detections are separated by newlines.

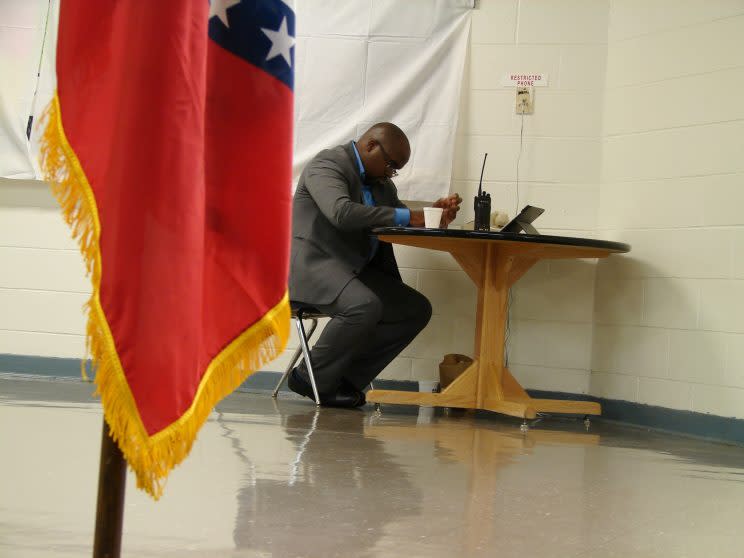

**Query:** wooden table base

left=367, top=364, right=601, bottom=419
left=366, top=234, right=606, bottom=419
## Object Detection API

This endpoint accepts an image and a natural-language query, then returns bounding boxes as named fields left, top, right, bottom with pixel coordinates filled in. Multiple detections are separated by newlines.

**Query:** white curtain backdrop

left=2, top=0, right=472, bottom=201
left=294, top=0, right=472, bottom=200
left=0, top=1, right=50, bottom=179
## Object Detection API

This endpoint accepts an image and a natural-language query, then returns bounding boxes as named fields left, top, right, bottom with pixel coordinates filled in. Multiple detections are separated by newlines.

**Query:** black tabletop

left=372, top=227, right=631, bottom=253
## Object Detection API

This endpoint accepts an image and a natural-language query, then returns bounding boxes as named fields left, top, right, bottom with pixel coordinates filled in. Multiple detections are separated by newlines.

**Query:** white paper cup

left=423, top=207, right=443, bottom=228
left=418, top=380, right=439, bottom=393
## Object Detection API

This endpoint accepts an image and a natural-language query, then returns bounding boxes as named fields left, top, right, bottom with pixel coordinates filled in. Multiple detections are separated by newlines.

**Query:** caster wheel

left=520, top=422, right=529, bottom=433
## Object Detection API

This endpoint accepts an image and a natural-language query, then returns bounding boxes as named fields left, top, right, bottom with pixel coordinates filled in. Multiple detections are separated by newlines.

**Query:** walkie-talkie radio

left=474, top=153, right=491, bottom=231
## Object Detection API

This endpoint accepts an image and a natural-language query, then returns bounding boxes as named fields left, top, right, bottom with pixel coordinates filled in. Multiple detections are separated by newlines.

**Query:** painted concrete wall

left=2, top=0, right=744, bottom=419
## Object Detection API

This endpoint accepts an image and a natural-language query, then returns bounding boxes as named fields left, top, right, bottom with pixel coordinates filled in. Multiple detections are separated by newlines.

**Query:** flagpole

left=93, top=419, right=127, bottom=558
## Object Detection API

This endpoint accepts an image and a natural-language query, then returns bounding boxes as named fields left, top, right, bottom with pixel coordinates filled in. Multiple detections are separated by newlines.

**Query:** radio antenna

left=478, top=153, right=488, bottom=197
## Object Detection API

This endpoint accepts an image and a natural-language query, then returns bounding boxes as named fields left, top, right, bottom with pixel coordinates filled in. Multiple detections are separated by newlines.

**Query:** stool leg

left=272, top=345, right=302, bottom=398
left=295, top=317, right=321, bottom=405
left=273, top=318, right=319, bottom=398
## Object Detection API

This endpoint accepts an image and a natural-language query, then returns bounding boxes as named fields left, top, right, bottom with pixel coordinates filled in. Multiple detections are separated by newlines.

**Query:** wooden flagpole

left=93, top=419, right=127, bottom=558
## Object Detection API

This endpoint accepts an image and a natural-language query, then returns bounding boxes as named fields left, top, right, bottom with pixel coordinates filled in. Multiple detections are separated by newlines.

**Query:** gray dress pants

left=296, top=265, right=432, bottom=394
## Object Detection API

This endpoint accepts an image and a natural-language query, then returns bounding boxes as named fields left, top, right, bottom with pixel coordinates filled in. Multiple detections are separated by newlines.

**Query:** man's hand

left=432, top=193, right=462, bottom=227
left=408, top=193, right=462, bottom=228
left=409, top=209, right=425, bottom=227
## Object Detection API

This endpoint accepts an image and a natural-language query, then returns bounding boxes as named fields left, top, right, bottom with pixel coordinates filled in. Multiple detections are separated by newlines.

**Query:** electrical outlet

left=516, top=86, right=533, bottom=114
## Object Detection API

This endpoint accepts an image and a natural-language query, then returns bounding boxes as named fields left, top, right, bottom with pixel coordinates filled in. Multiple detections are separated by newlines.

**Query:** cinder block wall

left=3, top=0, right=744, bottom=420
left=0, top=179, right=88, bottom=358
left=591, top=3, right=744, bottom=418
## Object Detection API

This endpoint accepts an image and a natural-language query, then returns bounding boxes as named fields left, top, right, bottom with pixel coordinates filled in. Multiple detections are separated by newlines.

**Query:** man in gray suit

left=288, top=122, right=461, bottom=407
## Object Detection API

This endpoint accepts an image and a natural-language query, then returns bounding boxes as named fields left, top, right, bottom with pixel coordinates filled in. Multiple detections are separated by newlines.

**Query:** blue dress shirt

left=351, top=141, right=410, bottom=262
left=351, top=142, right=410, bottom=226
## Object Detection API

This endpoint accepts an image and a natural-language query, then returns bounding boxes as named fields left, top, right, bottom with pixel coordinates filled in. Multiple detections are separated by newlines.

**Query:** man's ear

left=364, top=139, right=376, bottom=153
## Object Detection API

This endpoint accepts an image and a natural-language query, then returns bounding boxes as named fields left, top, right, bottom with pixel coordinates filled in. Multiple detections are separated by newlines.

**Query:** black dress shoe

left=339, top=379, right=366, bottom=407
left=320, top=389, right=364, bottom=409
left=288, top=368, right=363, bottom=408
left=287, top=367, right=318, bottom=401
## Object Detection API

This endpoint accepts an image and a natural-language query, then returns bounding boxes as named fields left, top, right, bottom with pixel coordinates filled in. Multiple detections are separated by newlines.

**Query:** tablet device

left=500, top=205, right=545, bottom=234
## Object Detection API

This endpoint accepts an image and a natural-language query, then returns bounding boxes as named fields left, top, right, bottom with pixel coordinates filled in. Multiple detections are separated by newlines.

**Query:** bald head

left=359, top=123, right=410, bottom=152
left=356, top=122, right=411, bottom=180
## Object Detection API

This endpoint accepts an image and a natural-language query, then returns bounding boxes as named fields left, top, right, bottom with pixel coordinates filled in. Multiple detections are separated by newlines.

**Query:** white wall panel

left=0, top=247, right=88, bottom=292
left=393, top=245, right=461, bottom=272
left=642, top=279, right=700, bottom=329
left=471, top=0, right=517, bottom=44
left=605, top=15, right=744, bottom=88
left=521, top=184, right=598, bottom=230
left=732, top=231, right=744, bottom=279
left=450, top=315, right=477, bottom=356
left=593, top=278, right=643, bottom=326
left=604, top=68, right=744, bottom=136
left=598, top=229, right=732, bottom=279
left=517, top=0, right=609, bottom=45
left=402, top=315, right=455, bottom=360
left=510, top=364, right=590, bottom=393
left=591, top=325, right=669, bottom=378
left=411, top=356, right=443, bottom=381
left=454, top=135, right=601, bottom=184
left=0, top=330, right=85, bottom=358
left=637, top=377, right=691, bottom=410
left=699, top=280, right=744, bottom=334
left=725, top=334, right=744, bottom=388
left=512, top=260, right=596, bottom=323
left=608, top=0, right=744, bottom=42
left=0, top=207, right=76, bottom=249
left=0, top=288, right=87, bottom=335
left=691, top=384, right=744, bottom=417
left=602, top=122, right=744, bottom=183
left=417, top=269, right=477, bottom=318
left=509, top=320, right=593, bottom=370
left=594, top=3, right=744, bottom=418
left=378, top=356, right=413, bottom=381
left=590, top=371, right=638, bottom=401
left=669, top=330, right=728, bottom=385
left=557, top=45, right=607, bottom=90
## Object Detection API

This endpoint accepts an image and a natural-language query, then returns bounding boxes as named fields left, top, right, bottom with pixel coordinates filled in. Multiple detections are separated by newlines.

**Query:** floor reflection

left=364, top=408, right=602, bottom=556
left=4, top=376, right=744, bottom=558
left=218, top=407, right=422, bottom=557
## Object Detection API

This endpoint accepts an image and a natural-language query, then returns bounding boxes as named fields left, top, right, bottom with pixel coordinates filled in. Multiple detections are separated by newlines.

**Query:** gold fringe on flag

left=37, top=94, right=290, bottom=499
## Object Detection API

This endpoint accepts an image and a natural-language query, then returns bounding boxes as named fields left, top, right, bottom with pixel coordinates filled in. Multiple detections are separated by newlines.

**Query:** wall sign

left=501, top=73, right=548, bottom=87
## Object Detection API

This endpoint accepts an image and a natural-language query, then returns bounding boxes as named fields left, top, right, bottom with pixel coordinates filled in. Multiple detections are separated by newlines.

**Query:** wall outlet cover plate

left=516, top=87, right=534, bottom=114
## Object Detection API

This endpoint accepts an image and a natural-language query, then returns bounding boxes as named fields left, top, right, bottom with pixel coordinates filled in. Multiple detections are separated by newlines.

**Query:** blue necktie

left=362, top=185, right=379, bottom=261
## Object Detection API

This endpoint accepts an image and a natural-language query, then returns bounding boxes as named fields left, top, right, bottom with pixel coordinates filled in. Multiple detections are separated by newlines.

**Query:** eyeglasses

left=376, top=141, right=399, bottom=177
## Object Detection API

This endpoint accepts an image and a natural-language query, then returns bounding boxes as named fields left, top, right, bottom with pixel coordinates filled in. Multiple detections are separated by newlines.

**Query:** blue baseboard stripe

left=527, top=389, right=744, bottom=446
left=2, top=353, right=742, bottom=445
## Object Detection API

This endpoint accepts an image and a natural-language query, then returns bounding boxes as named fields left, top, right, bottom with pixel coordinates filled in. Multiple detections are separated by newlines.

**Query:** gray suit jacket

left=289, top=142, right=407, bottom=305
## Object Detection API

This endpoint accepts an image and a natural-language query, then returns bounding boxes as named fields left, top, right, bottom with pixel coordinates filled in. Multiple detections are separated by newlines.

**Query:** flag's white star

left=261, top=17, right=295, bottom=67
left=209, top=0, right=240, bottom=28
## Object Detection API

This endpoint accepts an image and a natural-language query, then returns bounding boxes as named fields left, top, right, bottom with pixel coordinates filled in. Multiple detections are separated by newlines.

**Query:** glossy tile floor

left=2, top=376, right=744, bottom=557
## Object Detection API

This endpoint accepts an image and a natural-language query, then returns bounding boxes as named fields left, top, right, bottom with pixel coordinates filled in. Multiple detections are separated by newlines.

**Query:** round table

left=366, top=227, right=631, bottom=419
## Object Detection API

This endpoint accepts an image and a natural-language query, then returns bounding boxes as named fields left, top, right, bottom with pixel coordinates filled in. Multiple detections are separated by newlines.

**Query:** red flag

left=38, top=0, right=293, bottom=498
